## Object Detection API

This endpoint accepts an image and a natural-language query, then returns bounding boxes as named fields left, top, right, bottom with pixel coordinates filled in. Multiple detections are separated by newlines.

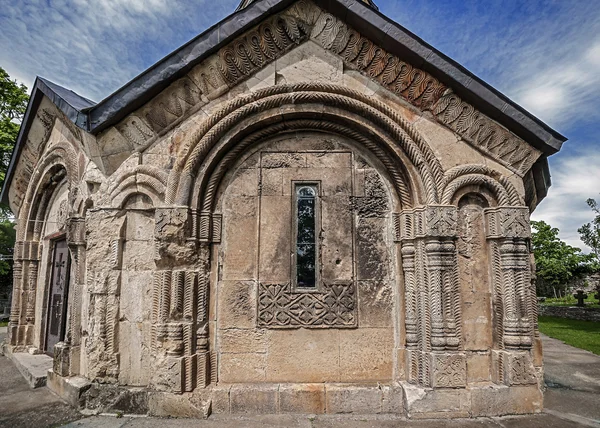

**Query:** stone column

left=9, top=239, right=41, bottom=348
left=485, top=207, right=537, bottom=386
left=398, top=206, right=466, bottom=388
left=53, top=216, right=87, bottom=377
left=151, top=208, right=214, bottom=393
left=84, top=211, right=124, bottom=382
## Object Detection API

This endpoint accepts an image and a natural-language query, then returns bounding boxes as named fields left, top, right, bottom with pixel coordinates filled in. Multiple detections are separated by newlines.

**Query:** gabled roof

left=237, top=0, right=378, bottom=11
left=1, top=0, right=566, bottom=205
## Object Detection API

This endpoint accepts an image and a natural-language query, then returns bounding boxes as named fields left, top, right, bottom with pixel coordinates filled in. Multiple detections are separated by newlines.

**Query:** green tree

left=578, top=198, right=600, bottom=261
left=0, top=67, right=28, bottom=185
left=531, top=220, right=596, bottom=296
left=0, top=67, right=28, bottom=292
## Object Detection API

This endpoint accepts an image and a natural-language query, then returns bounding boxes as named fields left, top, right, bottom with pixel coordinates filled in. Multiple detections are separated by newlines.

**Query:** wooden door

left=45, top=238, right=71, bottom=354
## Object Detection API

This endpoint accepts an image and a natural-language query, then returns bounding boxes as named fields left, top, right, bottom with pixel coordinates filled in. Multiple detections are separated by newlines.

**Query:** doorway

left=45, top=238, right=71, bottom=355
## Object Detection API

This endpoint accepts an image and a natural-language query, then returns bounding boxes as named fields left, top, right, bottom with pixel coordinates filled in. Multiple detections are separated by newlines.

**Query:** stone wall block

left=325, top=384, right=382, bottom=414
left=381, top=384, right=404, bottom=414
left=466, top=353, right=491, bottom=384
left=470, top=384, right=542, bottom=417
left=147, top=391, right=211, bottom=419
left=230, top=384, right=278, bottom=414
left=278, top=384, right=325, bottom=414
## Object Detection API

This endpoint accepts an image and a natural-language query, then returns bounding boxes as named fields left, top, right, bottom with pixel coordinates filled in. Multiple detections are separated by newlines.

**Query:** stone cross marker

left=573, top=289, right=588, bottom=307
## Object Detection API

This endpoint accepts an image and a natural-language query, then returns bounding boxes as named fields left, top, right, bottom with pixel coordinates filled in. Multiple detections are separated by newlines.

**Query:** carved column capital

left=484, top=207, right=531, bottom=240
left=14, top=240, right=40, bottom=262
left=66, top=216, right=86, bottom=247
left=396, top=206, right=458, bottom=242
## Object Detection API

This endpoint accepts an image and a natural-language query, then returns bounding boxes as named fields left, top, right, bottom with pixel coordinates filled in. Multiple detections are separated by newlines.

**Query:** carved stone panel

left=257, top=282, right=357, bottom=328
left=485, top=207, right=531, bottom=239
left=432, top=353, right=467, bottom=388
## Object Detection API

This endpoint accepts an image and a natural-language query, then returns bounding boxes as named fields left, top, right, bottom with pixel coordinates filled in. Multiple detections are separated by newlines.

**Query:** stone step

left=5, top=350, right=53, bottom=388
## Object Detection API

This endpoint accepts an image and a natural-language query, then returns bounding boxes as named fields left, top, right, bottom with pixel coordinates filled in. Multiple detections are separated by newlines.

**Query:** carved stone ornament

left=432, top=353, right=467, bottom=388
left=257, top=282, right=357, bottom=328
left=485, top=207, right=531, bottom=239
left=309, top=7, right=541, bottom=176
left=396, top=206, right=458, bottom=241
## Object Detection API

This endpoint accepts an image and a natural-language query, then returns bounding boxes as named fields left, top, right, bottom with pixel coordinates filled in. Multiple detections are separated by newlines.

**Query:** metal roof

left=1, top=0, right=567, bottom=206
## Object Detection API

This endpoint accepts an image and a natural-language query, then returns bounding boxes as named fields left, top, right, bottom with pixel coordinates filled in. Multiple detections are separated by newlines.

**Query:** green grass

left=542, top=295, right=600, bottom=308
left=538, top=316, right=600, bottom=355
left=0, top=321, right=7, bottom=327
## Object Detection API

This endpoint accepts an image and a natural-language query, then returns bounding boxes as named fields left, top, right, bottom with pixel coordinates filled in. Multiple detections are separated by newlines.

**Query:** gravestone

left=573, top=289, right=588, bottom=307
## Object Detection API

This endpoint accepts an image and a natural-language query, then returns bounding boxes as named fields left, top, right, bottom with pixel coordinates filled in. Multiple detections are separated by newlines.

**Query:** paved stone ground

left=0, top=328, right=598, bottom=428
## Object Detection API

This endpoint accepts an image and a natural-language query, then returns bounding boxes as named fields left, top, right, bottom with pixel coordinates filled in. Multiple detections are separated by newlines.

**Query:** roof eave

left=89, top=0, right=297, bottom=134
left=0, top=77, right=94, bottom=207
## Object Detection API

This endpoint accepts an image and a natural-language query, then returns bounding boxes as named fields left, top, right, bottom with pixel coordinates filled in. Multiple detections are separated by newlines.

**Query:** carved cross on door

left=55, top=252, right=66, bottom=290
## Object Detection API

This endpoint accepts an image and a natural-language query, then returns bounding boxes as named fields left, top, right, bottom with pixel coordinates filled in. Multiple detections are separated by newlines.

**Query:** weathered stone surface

left=266, top=329, right=340, bottom=383
left=466, top=353, right=491, bottom=384
left=5, top=0, right=550, bottom=418
left=230, top=384, right=278, bottom=414
left=325, top=384, right=382, bottom=414
left=279, top=383, right=325, bottom=414
left=47, top=369, right=92, bottom=408
left=470, top=385, right=543, bottom=416
left=402, top=382, right=471, bottom=419
left=220, top=352, right=267, bottom=383
left=147, top=392, right=211, bottom=419
left=339, top=328, right=394, bottom=382
left=81, top=384, right=149, bottom=415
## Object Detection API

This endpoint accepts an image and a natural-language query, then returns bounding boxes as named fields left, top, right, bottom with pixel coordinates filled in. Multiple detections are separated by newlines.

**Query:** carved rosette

left=397, top=206, right=464, bottom=388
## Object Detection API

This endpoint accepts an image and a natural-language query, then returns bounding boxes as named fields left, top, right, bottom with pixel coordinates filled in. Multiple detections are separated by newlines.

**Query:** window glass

left=296, top=185, right=317, bottom=287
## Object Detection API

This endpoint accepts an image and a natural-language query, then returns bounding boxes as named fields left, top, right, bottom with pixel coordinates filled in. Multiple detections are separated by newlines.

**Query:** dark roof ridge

left=1, top=0, right=568, bottom=206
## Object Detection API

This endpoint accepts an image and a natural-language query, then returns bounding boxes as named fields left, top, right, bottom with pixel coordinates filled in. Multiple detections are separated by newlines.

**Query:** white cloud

left=512, top=42, right=600, bottom=127
left=0, top=0, right=237, bottom=100
left=532, top=152, right=600, bottom=251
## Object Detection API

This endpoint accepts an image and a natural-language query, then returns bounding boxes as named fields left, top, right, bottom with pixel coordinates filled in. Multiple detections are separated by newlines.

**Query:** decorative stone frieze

left=492, top=350, right=537, bottom=386
left=257, top=282, right=357, bottom=328
left=485, top=207, right=531, bottom=239
left=308, top=6, right=541, bottom=176
left=432, top=353, right=467, bottom=388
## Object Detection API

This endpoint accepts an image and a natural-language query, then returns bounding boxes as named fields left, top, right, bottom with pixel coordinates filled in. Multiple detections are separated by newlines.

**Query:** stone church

left=1, top=0, right=565, bottom=419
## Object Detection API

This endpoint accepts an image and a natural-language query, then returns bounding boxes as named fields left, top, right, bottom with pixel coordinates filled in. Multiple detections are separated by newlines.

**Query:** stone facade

left=2, top=0, right=560, bottom=419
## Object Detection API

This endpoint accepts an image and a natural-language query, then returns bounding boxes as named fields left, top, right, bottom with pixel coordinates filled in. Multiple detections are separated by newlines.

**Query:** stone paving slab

left=542, top=334, right=600, bottom=393
left=60, top=413, right=594, bottom=428
left=0, top=355, right=81, bottom=428
left=5, top=349, right=53, bottom=388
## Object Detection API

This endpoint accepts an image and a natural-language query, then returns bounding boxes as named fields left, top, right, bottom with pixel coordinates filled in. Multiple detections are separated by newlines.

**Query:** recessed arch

left=441, top=164, right=522, bottom=207
left=167, top=82, right=445, bottom=211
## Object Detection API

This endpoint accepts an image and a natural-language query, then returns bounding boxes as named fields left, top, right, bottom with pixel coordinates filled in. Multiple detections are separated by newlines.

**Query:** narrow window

left=294, top=184, right=318, bottom=288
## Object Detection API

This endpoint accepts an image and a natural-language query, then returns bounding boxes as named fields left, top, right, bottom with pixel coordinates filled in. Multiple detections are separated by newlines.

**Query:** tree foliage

left=0, top=67, right=28, bottom=293
left=0, top=67, right=29, bottom=185
left=531, top=220, right=596, bottom=296
left=578, top=198, right=600, bottom=261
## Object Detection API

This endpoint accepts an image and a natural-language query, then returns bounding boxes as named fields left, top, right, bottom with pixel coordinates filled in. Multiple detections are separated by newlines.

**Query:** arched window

left=293, top=183, right=319, bottom=288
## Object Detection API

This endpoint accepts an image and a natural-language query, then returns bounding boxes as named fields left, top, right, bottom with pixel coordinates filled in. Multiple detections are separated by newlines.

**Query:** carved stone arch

left=9, top=141, right=88, bottom=380
left=108, top=165, right=168, bottom=209
left=167, top=82, right=445, bottom=208
left=19, top=142, right=80, bottom=241
left=190, top=111, right=418, bottom=223
left=441, top=165, right=522, bottom=207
